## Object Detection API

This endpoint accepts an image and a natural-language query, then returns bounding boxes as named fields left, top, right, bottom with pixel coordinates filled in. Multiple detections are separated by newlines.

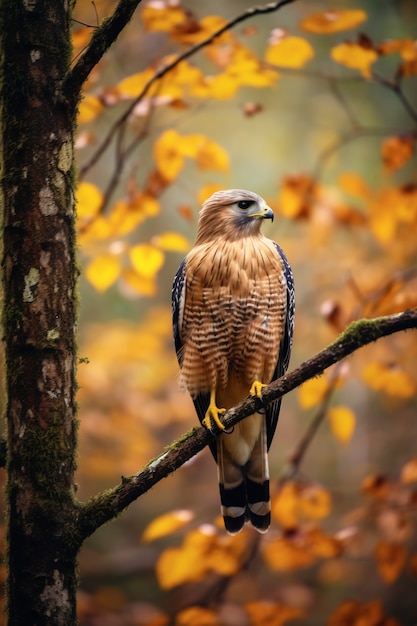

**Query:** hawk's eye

left=237, top=200, right=253, bottom=210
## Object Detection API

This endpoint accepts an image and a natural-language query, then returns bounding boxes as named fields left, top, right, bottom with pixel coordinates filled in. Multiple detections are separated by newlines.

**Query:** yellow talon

left=202, top=390, right=226, bottom=431
left=250, top=380, right=267, bottom=398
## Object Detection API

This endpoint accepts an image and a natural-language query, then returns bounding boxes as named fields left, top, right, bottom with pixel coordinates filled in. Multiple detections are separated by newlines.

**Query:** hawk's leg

left=202, top=389, right=226, bottom=432
left=250, top=380, right=268, bottom=399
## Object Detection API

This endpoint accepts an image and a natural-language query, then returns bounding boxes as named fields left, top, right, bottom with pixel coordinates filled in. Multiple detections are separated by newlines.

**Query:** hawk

left=172, top=189, right=295, bottom=534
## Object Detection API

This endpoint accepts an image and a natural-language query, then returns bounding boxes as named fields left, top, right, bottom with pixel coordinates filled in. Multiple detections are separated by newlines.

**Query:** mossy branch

left=72, top=308, right=417, bottom=546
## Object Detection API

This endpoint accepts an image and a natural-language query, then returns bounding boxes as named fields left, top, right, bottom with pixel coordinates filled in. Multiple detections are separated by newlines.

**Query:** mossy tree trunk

left=0, top=0, right=79, bottom=624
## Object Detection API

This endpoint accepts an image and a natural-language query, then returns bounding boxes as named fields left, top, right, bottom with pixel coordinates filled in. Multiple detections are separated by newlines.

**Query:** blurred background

left=5, top=0, right=417, bottom=624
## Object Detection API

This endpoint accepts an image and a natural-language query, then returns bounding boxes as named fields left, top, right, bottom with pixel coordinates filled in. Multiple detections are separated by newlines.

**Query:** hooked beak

left=249, top=203, right=274, bottom=222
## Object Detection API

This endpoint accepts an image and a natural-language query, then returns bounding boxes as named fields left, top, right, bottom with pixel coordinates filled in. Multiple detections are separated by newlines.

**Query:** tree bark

left=0, top=1, right=79, bottom=624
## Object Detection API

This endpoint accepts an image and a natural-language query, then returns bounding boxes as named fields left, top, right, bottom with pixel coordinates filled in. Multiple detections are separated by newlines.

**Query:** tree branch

left=67, top=0, right=144, bottom=100
left=71, top=308, right=417, bottom=547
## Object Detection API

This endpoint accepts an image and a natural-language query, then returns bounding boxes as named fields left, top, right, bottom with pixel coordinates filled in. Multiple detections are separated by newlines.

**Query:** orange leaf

left=299, top=485, right=332, bottom=520
left=245, top=600, right=304, bottom=626
left=339, top=171, right=372, bottom=201
left=361, top=362, right=416, bottom=398
left=271, top=482, right=300, bottom=529
left=298, top=377, right=329, bottom=409
left=279, top=174, right=314, bottom=219
left=328, top=600, right=388, bottom=626
left=175, top=607, right=220, bottom=626
left=327, top=406, right=356, bottom=444
left=129, top=244, right=164, bottom=278
left=375, top=540, right=407, bottom=584
left=142, top=510, right=194, bottom=543
left=265, top=33, right=314, bottom=68
left=306, top=527, right=343, bottom=559
left=300, top=9, right=367, bottom=34
left=263, top=536, right=316, bottom=571
left=331, top=42, right=378, bottom=78
left=381, top=135, right=415, bottom=172
left=85, top=255, right=121, bottom=292
left=401, top=458, right=417, bottom=484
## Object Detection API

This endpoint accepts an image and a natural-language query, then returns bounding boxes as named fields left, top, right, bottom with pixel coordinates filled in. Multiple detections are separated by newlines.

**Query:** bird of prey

left=172, top=189, right=295, bottom=534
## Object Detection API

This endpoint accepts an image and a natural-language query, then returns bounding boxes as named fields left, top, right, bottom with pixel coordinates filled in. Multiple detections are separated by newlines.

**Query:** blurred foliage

left=2, top=0, right=417, bottom=624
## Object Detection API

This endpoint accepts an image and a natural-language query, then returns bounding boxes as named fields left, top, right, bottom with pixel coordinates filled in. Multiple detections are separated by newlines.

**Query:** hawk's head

left=196, top=189, right=274, bottom=244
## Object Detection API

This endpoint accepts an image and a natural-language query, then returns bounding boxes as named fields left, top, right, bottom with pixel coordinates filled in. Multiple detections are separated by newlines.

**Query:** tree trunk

left=0, top=1, right=78, bottom=624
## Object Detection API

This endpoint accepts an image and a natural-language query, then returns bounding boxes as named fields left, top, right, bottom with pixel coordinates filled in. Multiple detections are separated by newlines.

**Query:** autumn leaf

left=300, top=9, right=367, bottom=34
left=400, top=458, right=417, bottom=484
left=375, top=540, right=407, bottom=584
left=78, top=94, right=104, bottom=124
left=299, top=484, right=332, bottom=520
left=77, top=182, right=103, bottom=219
left=361, top=362, right=416, bottom=398
left=141, top=2, right=189, bottom=33
left=298, top=376, right=329, bottom=409
left=331, top=42, right=378, bottom=78
left=262, top=535, right=316, bottom=571
left=129, top=244, right=164, bottom=278
left=142, top=510, right=194, bottom=542
left=120, top=268, right=157, bottom=297
left=327, top=406, right=356, bottom=444
left=381, top=135, right=415, bottom=172
left=339, top=171, right=372, bottom=201
left=152, top=231, right=191, bottom=253
left=279, top=174, right=314, bottom=219
left=245, top=600, right=304, bottom=626
left=271, top=482, right=300, bottom=529
left=153, top=129, right=185, bottom=182
left=195, top=137, right=229, bottom=172
left=85, top=254, right=121, bottom=292
left=327, top=600, right=388, bottom=626
left=265, top=31, right=314, bottom=68
left=175, top=606, right=220, bottom=626
left=306, top=527, right=343, bottom=559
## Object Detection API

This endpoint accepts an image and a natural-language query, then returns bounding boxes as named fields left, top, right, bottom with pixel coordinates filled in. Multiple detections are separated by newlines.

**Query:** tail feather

left=217, top=418, right=271, bottom=534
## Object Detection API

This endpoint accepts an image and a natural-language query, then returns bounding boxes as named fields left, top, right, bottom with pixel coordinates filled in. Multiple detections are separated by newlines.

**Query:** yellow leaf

left=401, top=458, right=417, bottom=484
left=381, top=135, right=415, bottom=172
left=77, top=94, right=104, bottom=124
left=299, top=485, right=332, bottom=520
left=265, top=35, right=314, bottom=68
left=175, top=607, right=220, bottom=626
left=120, top=268, right=157, bottom=297
left=375, top=540, right=407, bottom=584
left=245, top=600, right=304, bottom=626
left=117, top=69, right=155, bottom=99
left=152, top=231, right=191, bottom=253
left=77, top=182, right=103, bottom=219
left=142, top=510, right=194, bottom=542
left=153, top=129, right=185, bottom=181
left=327, top=406, right=356, bottom=444
left=196, top=138, right=229, bottom=172
left=298, top=377, right=329, bottom=409
left=141, top=3, right=189, bottom=33
left=362, top=362, right=416, bottom=398
left=85, top=255, right=121, bottom=292
left=198, top=184, right=227, bottom=205
left=331, top=42, right=378, bottom=78
left=129, top=244, right=164, bottom=278
left=300, top=9, right=367, bottom=34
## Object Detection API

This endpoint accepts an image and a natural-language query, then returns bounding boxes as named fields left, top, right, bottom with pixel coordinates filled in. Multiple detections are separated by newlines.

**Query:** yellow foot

left=250, top=380, right=267, bottom=399
left=202, top=391, right=226, bottom=431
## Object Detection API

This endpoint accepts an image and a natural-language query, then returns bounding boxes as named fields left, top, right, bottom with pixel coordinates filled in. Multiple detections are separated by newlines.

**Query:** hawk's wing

left=265, top=242, right=295, bottom=449
left=172, top=256, right=214, bottom=454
